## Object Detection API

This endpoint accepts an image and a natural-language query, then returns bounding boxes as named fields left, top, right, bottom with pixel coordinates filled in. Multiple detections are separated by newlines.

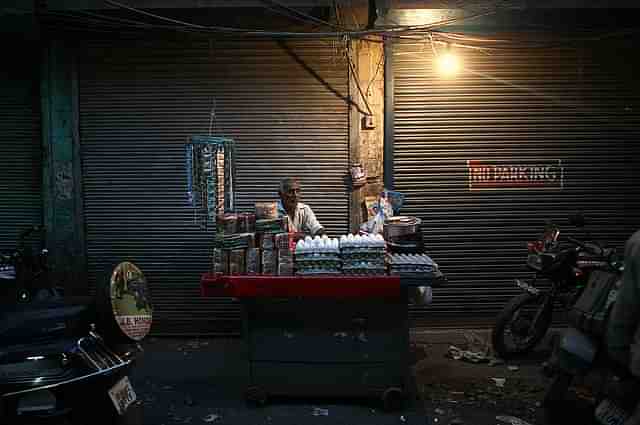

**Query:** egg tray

left=295, top=260, right=343, bottom=271
left=296, top=269, right=342, bottom=276
left=339, top=247, right=385, bottom=254
left=341, top=269, right=387, bottom=276
left=295, top=253, right=341, bottom=262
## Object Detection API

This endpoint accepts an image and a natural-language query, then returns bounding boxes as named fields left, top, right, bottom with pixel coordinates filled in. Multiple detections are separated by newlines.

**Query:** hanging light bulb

left=435, top=44, right=461, bottom=78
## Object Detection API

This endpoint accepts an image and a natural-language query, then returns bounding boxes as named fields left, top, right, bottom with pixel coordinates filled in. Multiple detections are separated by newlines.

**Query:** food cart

left=187, top=138, right=444, bottom=408
left=200, top=272, right=443, bottom=410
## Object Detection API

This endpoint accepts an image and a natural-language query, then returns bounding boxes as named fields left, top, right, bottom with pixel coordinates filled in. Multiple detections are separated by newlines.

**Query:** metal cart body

left=201, top=275, right=417, bottom=409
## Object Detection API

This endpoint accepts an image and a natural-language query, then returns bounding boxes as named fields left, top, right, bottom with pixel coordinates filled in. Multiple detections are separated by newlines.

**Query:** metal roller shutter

left=392, top=38, right=640, bottom=327
left=0, top=41, right=42, bottom=252
left=78, top=37, right=349, bottom=336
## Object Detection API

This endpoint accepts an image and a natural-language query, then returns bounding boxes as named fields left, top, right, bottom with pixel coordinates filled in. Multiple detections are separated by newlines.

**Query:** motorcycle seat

left=0, top=298, right=91, bottom=347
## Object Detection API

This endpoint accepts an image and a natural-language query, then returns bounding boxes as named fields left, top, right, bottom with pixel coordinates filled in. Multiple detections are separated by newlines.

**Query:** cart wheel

left=245, top=386, right=268, bottom=407
left=382, top=387, right=405, bottom=412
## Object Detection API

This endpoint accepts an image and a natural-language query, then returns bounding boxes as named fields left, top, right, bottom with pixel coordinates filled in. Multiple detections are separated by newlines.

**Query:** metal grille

left=78, top=37, right=349, bottom=335
left=392, top=38, right=640, bottom=327
left=77, top=334, right=126, bottom=371
left=0, top=41, right=42, bottom=252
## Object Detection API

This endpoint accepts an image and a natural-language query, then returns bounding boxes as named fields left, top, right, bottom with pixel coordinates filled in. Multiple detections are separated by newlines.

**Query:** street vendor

left=277, top=177, right=325, bottom=237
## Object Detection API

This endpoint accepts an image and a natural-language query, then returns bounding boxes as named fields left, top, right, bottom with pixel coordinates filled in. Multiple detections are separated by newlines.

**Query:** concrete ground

left=120, top=328, right=598, bottom=425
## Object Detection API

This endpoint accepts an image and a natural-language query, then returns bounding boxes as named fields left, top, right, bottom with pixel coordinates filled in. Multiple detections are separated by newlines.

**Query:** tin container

left=384, top=216, right=422, bottom=239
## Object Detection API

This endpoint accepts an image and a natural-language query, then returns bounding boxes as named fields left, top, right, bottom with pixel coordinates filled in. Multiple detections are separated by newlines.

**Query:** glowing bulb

left=436, top=52, right=461, bottom=78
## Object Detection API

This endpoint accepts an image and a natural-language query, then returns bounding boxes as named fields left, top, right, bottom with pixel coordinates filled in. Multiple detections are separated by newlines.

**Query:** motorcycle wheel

left=491, top=292, right=553, bottom=359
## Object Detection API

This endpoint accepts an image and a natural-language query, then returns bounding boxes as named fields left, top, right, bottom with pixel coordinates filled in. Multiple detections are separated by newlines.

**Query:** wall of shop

left=0, top=39, right=43, bottom=253
left=389, top=36, right=640, bottom=327
left=76, top=35, right=352, bottom=335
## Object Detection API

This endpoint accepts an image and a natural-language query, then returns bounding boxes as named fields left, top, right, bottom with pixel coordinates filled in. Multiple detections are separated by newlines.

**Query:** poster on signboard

left=467, top=159, right=564, bottom=191
left=110, top=261, right=153, bottom=341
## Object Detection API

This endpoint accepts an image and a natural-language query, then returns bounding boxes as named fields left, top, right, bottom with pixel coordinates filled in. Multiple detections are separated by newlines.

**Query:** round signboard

left=109, top=261, right=153, bottom=341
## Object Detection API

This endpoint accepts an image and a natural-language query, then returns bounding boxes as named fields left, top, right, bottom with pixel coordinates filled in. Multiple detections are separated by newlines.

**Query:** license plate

left=108, top=376, right=137, bottom=415
left=595, top=398, right=628, bottom=425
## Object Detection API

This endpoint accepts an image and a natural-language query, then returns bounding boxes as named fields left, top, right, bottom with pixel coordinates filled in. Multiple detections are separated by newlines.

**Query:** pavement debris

left=449, top=418, right=464, bottom=425
left=312, top=407, right=329, bottom=416
left=447, top=345, right=490, bottom=363
left=508, top=366, right=520, bottom=372
left=496, top=415, right=534, bottom=425
left=491, top=378, right=507, bottom=388
left=202, top=413, right=220, bottom=423
left=489, top=358, right=506, bottom=367
left=400, top=415, right=407, bottom=422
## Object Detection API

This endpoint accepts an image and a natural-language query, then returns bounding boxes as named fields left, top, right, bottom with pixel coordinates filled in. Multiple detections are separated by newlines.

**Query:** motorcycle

left=0, top=226, right=153, bottom=424
left=492, top=214, right=615, bottom=359
left=542, top=251, right=627, bottom=425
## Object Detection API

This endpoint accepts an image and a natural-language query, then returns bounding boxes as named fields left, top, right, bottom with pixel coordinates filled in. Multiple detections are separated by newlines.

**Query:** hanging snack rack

left=185, top=135, right=237, bottom=230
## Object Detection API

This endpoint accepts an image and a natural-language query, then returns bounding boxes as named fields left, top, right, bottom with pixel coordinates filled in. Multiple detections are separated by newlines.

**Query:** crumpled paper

left=496, top=415, right=533, bottom=425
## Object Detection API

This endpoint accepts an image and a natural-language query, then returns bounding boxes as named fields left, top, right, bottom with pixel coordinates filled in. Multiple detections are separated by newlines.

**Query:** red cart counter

left=200, top=274, right=432, bottom=410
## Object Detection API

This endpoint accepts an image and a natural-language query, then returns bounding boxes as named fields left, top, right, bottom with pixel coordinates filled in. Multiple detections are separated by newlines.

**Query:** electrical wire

left=103, top=0, right=497, bottom=39
left=259, top=3, right=330, bottom=31
left=347, top=50, right=374, bottom=116
left=36, top=1, right=638, bottom=51
left=260, top=0, right=343, bottom=30
left=365, top=48, right=384, bottom=96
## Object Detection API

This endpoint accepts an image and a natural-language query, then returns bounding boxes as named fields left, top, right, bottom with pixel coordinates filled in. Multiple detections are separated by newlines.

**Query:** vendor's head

left=279, top=177, right=301, bottom=212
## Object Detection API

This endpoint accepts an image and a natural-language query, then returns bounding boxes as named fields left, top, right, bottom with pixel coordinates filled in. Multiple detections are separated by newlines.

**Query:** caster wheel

left=382, top=387, right=405, bottom=412
left=245, top=386, right=268, bottom=407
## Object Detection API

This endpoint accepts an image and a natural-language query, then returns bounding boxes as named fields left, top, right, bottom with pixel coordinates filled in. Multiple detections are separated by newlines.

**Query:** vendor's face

left=280, top=183, right=301, bottom=209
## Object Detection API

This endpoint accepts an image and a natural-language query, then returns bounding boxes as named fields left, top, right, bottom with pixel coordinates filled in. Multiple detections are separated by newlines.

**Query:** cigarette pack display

left=255, top=202, right=278, bottom=219
left=229, top=249, right=246, bottom=275
left=237, top=212, right=256, bottom=233
left=211, top=248, right=223, bottom=273
left=277, top=250, right=294, bottom=276
left=221, top=250, right=231, bottom=275
left=258, top=233, right=275, bottom=250
left=261, top=249, right=277, bottom=275
left=274, top=233, right=290, bottom=251
left=246, top=248, right=261, bottom=275
left=256, top=217, right=288, bottom=234
left=214, top=232, right=255, bottom=250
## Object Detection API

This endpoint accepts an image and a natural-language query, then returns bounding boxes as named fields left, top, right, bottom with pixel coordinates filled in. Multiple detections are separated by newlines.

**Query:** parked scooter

left=492, top=214, right=615, bottom=359
left=542, top=250, right=627, bottom=425
left=0, top=226, right=153, bottom=424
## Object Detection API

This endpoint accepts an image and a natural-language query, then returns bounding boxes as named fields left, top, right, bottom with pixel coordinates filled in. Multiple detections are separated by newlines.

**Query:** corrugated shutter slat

left=79, top=38, right=349, bottom=335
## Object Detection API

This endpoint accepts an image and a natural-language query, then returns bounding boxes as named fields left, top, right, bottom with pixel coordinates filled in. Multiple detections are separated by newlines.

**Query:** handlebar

left=19, top=225, right=43, bottom=241
left=567, top=236, right=605, bottom=257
